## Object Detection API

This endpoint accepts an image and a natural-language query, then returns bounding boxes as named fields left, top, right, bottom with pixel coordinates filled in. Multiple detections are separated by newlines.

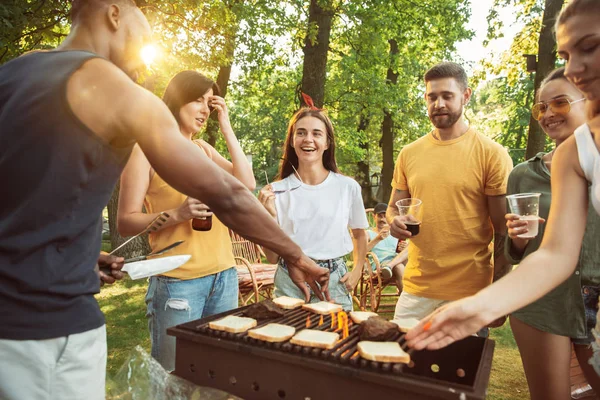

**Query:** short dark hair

left=278, top=108, right=339, bottom=180
left=424, top=62, right=469, bottom=91
left=556, top=0, right=600, bottom=31
left=71, top=0, right=137, bottom=23
left=162, top=70, right=220, bottom=124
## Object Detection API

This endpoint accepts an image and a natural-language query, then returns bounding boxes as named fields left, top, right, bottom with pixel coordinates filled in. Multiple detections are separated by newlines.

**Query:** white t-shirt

left=272, top=171, right=369, bottom=260
left=574, top=124, right=600, bottom=216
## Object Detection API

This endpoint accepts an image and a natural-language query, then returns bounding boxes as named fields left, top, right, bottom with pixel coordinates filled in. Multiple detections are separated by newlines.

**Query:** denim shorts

left=573, top=285, right=600, bottom=345
left=274, top=257, right=353, bottom=311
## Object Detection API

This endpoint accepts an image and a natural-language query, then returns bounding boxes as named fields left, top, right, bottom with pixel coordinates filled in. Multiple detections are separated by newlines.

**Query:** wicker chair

left=229, top=230, right=277, bottom=305
left=352, top=208, right=402, bottom=313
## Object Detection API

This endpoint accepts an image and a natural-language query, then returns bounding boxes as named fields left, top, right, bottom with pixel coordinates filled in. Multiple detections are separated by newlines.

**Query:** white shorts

left=393, top=291, right=450, bottom=321
left=0, top=325, right=107, bottom=400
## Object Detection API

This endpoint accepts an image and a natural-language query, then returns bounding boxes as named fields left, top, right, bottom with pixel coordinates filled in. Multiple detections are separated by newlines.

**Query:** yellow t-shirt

left=392, top=128, right=512, bottom=300
left=143, top=142, right=235, bottom=280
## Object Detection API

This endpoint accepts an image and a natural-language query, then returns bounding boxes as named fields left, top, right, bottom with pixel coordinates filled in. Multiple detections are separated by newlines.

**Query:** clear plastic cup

left=506, top=193, right=541, bottom=239
left=396, top=198, right=423, bottom=237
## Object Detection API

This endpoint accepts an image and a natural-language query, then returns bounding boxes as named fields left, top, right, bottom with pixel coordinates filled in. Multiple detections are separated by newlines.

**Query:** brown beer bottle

left=192, top=209, right=213, bottom=231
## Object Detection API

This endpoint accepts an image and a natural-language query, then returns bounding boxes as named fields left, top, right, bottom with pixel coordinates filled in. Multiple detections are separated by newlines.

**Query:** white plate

left=122, top=255, right=191, bottom=280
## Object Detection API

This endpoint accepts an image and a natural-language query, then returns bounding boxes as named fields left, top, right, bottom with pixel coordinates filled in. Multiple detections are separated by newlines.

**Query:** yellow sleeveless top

left=143, top=141, right=235, bottom=279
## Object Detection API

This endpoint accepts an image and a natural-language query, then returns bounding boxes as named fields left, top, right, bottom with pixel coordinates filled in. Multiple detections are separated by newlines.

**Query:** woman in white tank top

left=403, top=0, right=600, bottom=355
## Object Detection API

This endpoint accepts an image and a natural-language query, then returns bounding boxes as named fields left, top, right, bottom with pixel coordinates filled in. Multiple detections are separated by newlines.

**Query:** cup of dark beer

left=396, top=198, right=423, bottom=237
left=192, top=209, right=213, bottom=231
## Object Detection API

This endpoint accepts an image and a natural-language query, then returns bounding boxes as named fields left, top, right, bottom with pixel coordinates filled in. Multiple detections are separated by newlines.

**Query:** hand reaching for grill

left=405, top=296, right=493, bottom=350
left=286, top=254, right=331, bottom=302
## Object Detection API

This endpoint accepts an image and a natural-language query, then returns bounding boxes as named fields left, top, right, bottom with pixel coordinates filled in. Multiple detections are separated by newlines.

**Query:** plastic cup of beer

left=396, top=198, right=423, bottom=237
left=506, top=193, right=541, bottom=239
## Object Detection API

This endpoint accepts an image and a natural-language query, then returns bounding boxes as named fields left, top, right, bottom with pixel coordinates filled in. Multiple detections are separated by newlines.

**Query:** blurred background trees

left=1, top=0, right=564, bottom=254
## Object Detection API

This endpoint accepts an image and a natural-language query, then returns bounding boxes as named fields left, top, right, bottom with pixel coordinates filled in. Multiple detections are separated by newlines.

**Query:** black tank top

left=0, top=51, right=133, bottom=339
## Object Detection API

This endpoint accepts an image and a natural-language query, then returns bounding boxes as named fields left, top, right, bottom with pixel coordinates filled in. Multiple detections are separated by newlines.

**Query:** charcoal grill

left=168, top=304, right=494, bottom=400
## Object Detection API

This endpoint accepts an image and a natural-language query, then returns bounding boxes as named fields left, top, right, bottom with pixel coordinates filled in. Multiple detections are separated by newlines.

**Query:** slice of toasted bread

left=272, top=296, right=305, bottom=310
left=358, top=341, right=410, bottom=363
left=208, top=315, right=257, bottom=333
left=350, top=311, right=378, bottom=324
left=301, top=301, right=343, bottom=315
left=248, top=323, right=296, bottom=342
left=290, top=329, right=339, bottom=349
left=392, top=318, right=420, bottom=333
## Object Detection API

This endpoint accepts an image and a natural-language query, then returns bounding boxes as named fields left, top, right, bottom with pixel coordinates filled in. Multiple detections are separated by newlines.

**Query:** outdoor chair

left=229, top=229, right=277, bottom=305
left=352, top=207, right=402, bottom=313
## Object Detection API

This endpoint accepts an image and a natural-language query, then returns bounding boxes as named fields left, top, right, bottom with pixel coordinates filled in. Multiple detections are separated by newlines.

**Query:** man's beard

left=429, top=108, right=462, bottom=129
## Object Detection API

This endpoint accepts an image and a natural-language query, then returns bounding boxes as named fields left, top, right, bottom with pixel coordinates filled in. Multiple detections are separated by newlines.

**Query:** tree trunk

left=356, top=114, right=376, bottom=207
left=107, top=181, right=151, bottom=258
left=377, top=39, right=399, bottom=203
left=205, top=38, right=236, bottom=147
left=525, top=0, right=564, bottom=159
left=300, top=0, right=333, bottom=108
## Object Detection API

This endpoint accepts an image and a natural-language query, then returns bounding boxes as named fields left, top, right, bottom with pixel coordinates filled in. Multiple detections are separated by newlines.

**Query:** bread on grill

left=290, top=329, right=339, bottom=349
left=301, top=301, right=343, bottom=315
left=358, top=341, right=410, bottom=363
left=272, top=296, right=305, bottom=310
left=392, top=318, right=421, bottom=333
left=247, top=323, right=296, bottom=342
left=350, top=311, right=378, bottom=324
left=208, top=315, right=257, bottom=333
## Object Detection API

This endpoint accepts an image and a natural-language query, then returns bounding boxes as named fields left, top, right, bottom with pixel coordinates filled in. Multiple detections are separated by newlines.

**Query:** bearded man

left=386, top=62, right=513, bottom=335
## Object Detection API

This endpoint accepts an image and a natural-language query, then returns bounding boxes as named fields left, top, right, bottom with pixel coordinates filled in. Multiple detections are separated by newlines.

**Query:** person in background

left=504, top=67, right=600, bottom=400
left=406, top=0, right=600, bottom=357
left=118, top=70, right=255, bottom=371
left=0, top=1, right=328, bottom=398
left=387, top=62, right=513, bottom=335
left=258, top=105, right=369, bottom=311
left=367, top=203, right=408, bottom=292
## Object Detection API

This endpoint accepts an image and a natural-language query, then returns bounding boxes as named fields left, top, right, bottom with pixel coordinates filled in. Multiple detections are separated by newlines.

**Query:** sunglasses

left=531, top=97, right=585, bottom=121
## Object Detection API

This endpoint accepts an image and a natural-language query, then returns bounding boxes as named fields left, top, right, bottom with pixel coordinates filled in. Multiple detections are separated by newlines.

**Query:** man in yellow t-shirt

left=386, top=62, right=513, bottom=334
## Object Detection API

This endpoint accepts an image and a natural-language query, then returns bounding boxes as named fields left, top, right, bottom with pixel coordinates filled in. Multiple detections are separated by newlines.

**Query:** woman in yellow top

left=118, top=70, right=255, bottom=371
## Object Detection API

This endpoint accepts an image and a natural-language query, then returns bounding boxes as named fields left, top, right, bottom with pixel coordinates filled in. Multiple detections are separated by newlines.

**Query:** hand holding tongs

left=109, top=212, right=170, bottom=255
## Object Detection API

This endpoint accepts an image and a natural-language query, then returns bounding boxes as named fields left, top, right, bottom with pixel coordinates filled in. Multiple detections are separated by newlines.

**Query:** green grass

left=98, top=280, right=529, bottom=399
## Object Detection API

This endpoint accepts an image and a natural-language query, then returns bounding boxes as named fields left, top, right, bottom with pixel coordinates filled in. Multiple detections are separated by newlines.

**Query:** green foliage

left=1, top=0, right=475, bottom=192
left=473, top=0, right=557, bottom=163
left=0, top=0, right=70, bottom=63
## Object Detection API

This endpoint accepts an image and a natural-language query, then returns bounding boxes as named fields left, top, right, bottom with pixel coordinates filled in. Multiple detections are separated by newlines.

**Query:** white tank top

left=574, top=124, right=600, bottom=215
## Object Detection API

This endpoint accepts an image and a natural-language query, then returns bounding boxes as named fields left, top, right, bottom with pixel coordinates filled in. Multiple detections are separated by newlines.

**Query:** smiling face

left=425, top=78, right=471, bottom=129
left=178, top=88, right=213, bottom=135
left=557, top=14, right=600, bottom=102
left=536, top=78, right=586, bottom=142
left=375, top=213, right=389, bottom=231
left=291, top=116, right=329, bottom=166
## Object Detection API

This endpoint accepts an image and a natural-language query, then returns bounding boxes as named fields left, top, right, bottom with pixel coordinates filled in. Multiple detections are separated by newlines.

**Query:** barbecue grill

left=168, top=304, right=494, bottom=400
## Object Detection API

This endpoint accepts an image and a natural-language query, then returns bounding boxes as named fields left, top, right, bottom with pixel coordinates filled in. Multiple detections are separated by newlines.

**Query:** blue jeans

left=145, top=267, right=238, bottom=371
left=274, top=257, right=353, bottom=311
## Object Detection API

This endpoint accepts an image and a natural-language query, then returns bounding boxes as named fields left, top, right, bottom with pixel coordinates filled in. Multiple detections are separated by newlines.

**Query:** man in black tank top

left=0, top=1, right=332, bottom=398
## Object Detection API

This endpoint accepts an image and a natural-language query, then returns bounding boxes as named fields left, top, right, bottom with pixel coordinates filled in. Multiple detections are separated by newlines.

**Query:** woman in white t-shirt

left=405, top=0, right=600, bottom=353
left=258, top=106, right=369, bottom=311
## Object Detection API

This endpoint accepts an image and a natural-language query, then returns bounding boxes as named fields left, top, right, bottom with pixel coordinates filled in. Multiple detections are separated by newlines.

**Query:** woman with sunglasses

left=405, top=0, right=600, bottom=360
left=258, top=106, right=368, bottom=311
left=504, top=67, right=600, bottom=399
left=117, top=70, right=255, bottom=371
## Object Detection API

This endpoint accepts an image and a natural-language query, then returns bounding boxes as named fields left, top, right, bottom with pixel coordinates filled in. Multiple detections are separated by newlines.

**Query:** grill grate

left=169, top=304, right=495, bottom=400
